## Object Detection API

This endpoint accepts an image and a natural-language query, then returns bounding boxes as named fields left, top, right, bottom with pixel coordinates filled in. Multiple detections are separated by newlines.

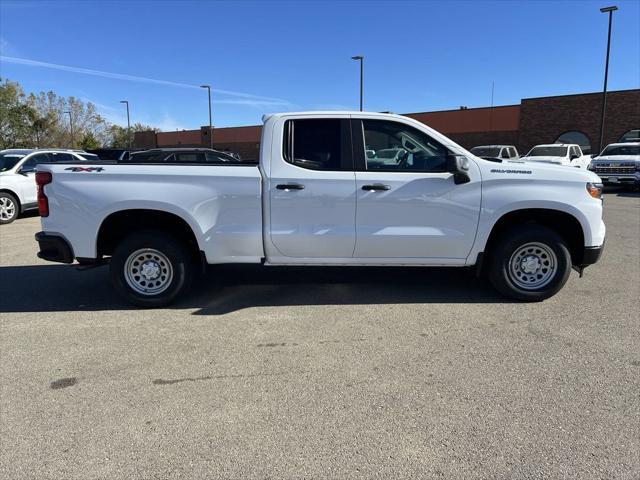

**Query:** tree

left=80, top=131, right=99, bottom=150
left=0, top=78, right=160, bottom=148
left=0, top=79, right=38, bottom=149
left=108, top=123, right=158, bottom=148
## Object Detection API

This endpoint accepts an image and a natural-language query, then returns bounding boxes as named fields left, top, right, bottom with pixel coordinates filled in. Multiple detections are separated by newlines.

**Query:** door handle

left=361, top=183, right=391, bottom=191
left=276, top=183, right=305, bottom=190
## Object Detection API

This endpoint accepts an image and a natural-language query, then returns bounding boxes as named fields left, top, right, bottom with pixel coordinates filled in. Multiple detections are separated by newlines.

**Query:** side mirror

left=570, top=153, right=579, bottom=160
left=447, top=154, right=471, bottom=185
left=18, top=167, right=35, bottom=175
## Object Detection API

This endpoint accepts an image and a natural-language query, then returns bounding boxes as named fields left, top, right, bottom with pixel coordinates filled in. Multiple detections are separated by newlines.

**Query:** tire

left=110, top=230, right=193, bottom=308
left=0, top=192, right=19, bottom=225
left=488, top=225, right=572, bottom=302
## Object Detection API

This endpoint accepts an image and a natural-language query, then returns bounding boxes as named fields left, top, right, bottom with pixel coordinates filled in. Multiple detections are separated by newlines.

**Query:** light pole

left=120, top=100, right=131, bottom=150
left=598, top=5, right=618, bottom=153
left=63, top=110, right=73, bottom=148
left=200, top=85, right=213, bottom=149
left=351, top=55, right=364, bottom=111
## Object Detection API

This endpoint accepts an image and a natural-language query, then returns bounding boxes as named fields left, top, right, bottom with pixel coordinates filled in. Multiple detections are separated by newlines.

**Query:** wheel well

left=483, top=209, right=585, bottom=266
left=97, top=209, right=201, bottom=260
left=0, top=189, right=21, bottom=210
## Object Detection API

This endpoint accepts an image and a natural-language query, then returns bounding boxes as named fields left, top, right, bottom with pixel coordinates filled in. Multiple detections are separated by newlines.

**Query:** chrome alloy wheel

left=0, top=197, right=16, bottom=221
left=124, top=248, right=174, bottom=296
left=508, top=242, right=557, bottom=290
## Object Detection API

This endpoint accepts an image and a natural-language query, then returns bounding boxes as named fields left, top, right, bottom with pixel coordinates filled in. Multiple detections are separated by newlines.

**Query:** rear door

left=268, top=116, right=356, bottom=258
left=353, top=118, right=481, bottom=261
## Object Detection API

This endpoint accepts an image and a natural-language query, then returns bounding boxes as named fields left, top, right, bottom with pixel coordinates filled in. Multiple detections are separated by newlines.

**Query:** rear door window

left=283, top=119, right=352, bottom=171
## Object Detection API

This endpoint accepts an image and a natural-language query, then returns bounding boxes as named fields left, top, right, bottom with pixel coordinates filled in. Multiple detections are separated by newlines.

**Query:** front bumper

left=590, top=169, right=640, bottom=185
left=35, top=232, right=74, bottom=264
left=579, top=241, right=605, bottom=267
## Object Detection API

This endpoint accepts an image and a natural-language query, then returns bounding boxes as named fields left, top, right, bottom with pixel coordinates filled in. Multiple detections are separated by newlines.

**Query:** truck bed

left=39, top=163, right=264, bottom=264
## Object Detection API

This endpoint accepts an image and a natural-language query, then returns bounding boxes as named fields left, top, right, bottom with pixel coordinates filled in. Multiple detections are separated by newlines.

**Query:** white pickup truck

left=521, top=144, right=592, bottom=169
left=35, top=112, right=606, bottom=307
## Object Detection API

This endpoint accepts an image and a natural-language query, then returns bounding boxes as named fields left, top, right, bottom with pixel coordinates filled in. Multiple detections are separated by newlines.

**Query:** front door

left=353, top=119, right=481, bottom=261
left=17, top=153, right=51, bottom=204
left=268, top=117, right=356, bottom=258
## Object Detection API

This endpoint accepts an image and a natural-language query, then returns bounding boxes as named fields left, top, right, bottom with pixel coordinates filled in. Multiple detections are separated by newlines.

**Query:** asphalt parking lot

left=0, top=190, right=638, bottom=479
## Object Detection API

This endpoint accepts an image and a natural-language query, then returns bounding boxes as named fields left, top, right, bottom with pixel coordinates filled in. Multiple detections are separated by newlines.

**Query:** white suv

left=0, top=149, right=91, bottom=224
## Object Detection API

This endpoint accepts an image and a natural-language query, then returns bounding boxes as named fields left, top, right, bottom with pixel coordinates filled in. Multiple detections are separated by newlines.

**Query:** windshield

left=528, top=146, right=567, bottom=157
left=470, top=147, right=501, bottom=157
left=0, top=153, right=26, bottom=172
left=600, top=145, right=640, bottom=156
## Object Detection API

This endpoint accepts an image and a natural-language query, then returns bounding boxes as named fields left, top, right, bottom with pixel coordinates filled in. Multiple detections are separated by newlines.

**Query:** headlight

left=586, top=182, right=603, bottom=199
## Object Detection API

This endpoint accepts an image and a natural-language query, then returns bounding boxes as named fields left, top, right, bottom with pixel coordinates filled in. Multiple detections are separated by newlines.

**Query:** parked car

left=87, top=148, right=127, bottom=161
left=35, top=111, right=605, bottom=306
left=523, top=144, right=591, bottom=169
left=366, top=147, right=409, bottom=167
left=469, top=145, right=519, bottom=162
left=124, top=148, right=243, bottom=164
left=0, top=149, right=91, bottom=224
left=588, top=142, right=640, bottom=188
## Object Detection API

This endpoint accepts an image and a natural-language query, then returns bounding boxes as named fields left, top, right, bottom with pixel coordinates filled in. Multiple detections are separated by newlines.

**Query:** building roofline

left=522, top=88, right=639, bottom=101
left=403, top=104, right=520, bottom=116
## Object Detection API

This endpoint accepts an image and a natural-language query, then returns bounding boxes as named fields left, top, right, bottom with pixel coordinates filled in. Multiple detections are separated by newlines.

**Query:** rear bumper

left=35, top=232, right=74, bottom=264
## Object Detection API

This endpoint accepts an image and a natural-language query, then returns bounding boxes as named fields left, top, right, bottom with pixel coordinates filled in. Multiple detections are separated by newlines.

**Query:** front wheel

left=488, top=225, right=572, bottom=301
left=110, top=230, right=193, bottom=308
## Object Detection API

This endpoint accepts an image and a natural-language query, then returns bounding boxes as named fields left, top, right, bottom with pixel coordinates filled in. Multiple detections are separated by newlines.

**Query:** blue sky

left=1, top=0, right=639, bottom=130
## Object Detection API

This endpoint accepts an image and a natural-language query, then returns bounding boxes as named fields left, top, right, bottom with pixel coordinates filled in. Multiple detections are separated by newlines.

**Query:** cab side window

left=500, top=148, right=510, bottom=159
left=283, top=119, right=352, bottom=171
left=362, top=120, right=449, bottom=172
left=205, top=151, right=239, bottom=163
left=49, top=152, right=74, bottom=162
left=175, top=152, right=206, bottom=163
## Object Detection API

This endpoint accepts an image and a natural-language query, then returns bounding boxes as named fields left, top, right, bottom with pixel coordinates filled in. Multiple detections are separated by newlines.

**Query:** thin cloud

left=0, top=55, right=291, bottom=104
left=0, top=38, right=19, bottom=57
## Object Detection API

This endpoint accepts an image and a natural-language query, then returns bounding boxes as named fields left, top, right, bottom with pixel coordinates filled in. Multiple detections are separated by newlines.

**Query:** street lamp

left=63, top=110, right=73, bottom=148
left=120, top=100, right=131, bottom=150
left=351, top=55, right=364, bottom=111
left=200, top=85, right=213, bottom=149
left=598, top=5, right=618, bottom=153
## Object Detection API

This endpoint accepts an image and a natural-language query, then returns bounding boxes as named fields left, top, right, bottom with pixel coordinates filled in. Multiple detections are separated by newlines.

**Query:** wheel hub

left=520, top=255, right=541, bottom=274
left=140, top=261, right=161, bottom=280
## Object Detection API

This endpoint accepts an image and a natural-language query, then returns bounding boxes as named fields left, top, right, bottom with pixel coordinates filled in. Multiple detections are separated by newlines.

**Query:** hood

left=523, top=156, right=565, bottom=164
left=476, top=157, right=600, bottom=184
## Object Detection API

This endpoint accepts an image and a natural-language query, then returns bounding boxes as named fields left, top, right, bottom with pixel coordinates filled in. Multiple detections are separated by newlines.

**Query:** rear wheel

left=0, top=192, right=19, bottom=224
left=110, top=230, right=193, bottom=307
left=488, top=225, right=572, bottom=301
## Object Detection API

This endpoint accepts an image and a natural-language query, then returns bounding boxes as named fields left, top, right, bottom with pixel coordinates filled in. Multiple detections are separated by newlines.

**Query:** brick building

left=134, top=89, right=640, bottom=160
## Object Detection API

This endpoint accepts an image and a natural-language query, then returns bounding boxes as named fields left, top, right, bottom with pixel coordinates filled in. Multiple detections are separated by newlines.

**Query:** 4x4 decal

left=64, top=167, right=105, bottom=172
